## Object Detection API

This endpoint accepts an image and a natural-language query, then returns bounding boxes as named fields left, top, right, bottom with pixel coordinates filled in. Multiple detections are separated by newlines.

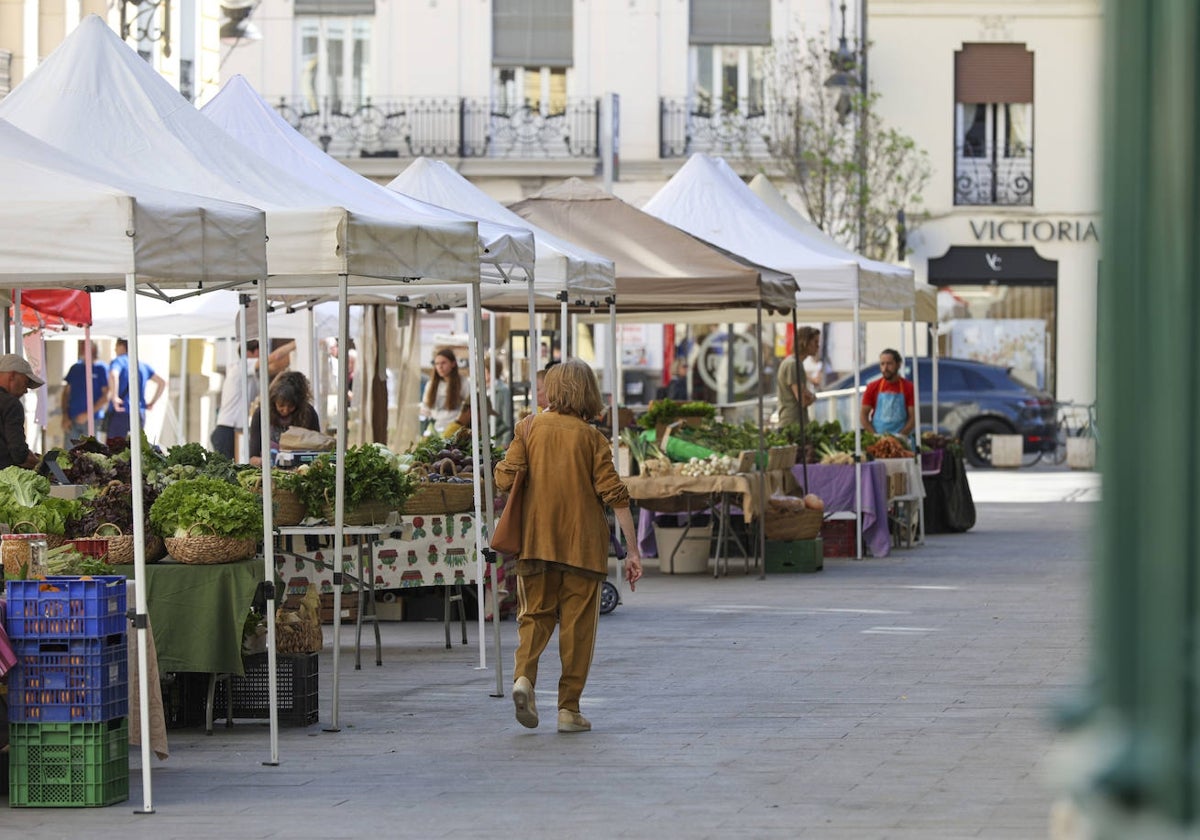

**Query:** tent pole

left=909, top=308, right=923, bottom=545
left=84, top=327, right=95, bottom=438
left=238, top=302, right=251, bottom=464
left=527, top=284, right=538, bottom=411
left=465, top=283, right=492, bottom=672
left=12, top=290, right=21, bottom=360
left=608, top=299, right=622, bottom=592
left=257, top=280, right=281, bottom=764
left=793, top=310, right=807, bottom=491
left=125, top=272, right=154, bottom=813
left=756, top=300, right=767, bottom=580
left=854, top=300, right=863, bottom=560
left=327, top=276, right=349, bottom=732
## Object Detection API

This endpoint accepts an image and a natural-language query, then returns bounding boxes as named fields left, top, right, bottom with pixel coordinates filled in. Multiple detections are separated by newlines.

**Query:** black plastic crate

left=212, top=652, right=318, bottom=727
left=159, top=672, right=209, bottom=730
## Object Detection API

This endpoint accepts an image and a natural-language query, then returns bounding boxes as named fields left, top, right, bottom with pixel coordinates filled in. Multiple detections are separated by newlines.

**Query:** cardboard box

left=888, top=472, right=908, bottom=498
left=764, top=539, right=823, bottom=573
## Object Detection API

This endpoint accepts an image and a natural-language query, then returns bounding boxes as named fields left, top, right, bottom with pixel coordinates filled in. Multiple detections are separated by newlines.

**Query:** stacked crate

left=4, top=575, right=129, bottom=808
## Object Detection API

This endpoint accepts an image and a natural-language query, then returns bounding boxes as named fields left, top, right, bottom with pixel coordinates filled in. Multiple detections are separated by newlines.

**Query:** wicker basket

left=165, top=524, right=256, bottom=565
left=93, top=524, right=166, bottom=565
left=321, top=494, right=398, bottom=526
left=271, top=488, right=307, bottom=526
left=763, top=507, right=824, bottom=542
left=401, top=481, right=475, bottom=515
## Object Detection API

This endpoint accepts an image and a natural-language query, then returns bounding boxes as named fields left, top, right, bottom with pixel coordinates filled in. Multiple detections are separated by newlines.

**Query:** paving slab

left=2, top=469, right=1095, bottom=839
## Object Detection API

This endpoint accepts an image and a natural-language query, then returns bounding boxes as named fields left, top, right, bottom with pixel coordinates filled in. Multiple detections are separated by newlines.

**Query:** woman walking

left=494, top=358, right=643, bottom=732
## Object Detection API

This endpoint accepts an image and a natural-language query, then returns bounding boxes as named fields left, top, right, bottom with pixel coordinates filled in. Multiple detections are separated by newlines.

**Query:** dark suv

left=817, top=357, right=1057, bottom=468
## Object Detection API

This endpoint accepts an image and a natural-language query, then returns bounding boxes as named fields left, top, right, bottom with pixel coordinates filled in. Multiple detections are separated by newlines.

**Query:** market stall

left=0, top=15, right=485, bottom=807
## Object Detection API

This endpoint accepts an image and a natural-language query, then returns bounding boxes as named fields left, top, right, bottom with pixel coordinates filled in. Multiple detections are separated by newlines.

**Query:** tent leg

left=257, top=281, right=281, bottom=765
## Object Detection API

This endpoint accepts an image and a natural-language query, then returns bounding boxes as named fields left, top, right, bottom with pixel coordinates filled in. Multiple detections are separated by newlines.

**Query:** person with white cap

left=0, top=354, right=43, bottom=469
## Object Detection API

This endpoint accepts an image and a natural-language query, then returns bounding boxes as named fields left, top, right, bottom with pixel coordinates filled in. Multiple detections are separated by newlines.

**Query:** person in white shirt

left=419, top=348, right=470, bottom=435
left=210, top=339, right=295, bottom=460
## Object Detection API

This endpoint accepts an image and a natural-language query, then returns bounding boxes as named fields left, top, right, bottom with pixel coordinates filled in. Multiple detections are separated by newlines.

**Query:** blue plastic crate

left=8, top=635, right=128, bottom=723
left=4, top=575, right=127, bottom=640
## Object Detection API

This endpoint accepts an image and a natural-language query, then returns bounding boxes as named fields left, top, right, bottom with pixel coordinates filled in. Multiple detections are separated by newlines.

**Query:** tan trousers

left=513, top=565, right=601, bottom=714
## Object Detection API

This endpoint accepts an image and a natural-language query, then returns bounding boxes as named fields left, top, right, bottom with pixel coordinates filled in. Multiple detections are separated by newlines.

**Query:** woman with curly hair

left=420, top=348, right=471, bottom=435
left=494, top=358, right=643, bottom=733
left=248, top=370, right=322, bottom=466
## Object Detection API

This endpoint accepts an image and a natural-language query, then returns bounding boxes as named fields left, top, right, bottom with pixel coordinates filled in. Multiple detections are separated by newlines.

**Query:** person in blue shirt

left=106, top=338, right=166, bottom=442
left=61, top=340, right=109, bottom=445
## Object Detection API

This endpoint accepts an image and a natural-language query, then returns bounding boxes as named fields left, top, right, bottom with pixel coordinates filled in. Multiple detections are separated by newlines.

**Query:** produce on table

left=0, top=466, right=84, bottom=537
left=636, top=399, right=716, bottom=430
left=865, top=435, right=914, bottom=460
left=149, top=476, right=264, bottom=539
left=291, top=443, right=417, bottom=518
left=677, top=455, right=739, bottom=477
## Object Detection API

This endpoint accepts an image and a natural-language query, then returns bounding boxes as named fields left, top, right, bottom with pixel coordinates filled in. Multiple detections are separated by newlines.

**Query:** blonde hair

left=544, top=358, right=603, bottom=419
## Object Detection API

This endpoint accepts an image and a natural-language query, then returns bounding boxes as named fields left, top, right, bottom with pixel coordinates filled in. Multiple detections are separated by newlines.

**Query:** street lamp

left=824, top=0, right=868, bottom=256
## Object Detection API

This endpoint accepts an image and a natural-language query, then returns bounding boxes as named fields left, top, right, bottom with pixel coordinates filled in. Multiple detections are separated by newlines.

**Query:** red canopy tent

left=14, top=289, right=93, bottom=329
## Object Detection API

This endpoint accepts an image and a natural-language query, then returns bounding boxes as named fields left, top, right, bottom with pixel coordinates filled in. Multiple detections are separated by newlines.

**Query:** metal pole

left=857, top=0, right=868, bottom=256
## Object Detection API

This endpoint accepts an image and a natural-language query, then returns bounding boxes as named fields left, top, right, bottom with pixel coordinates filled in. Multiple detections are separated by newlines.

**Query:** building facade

left=2, top=0, right=1102, bottom=404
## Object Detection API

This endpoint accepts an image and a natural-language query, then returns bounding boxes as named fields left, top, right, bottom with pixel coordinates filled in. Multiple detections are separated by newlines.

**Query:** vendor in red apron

left=861, top=348, right=915, bottom=438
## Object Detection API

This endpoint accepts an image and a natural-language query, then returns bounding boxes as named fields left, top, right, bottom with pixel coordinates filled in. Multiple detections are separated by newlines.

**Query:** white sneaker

left=557, top=709, right=591, bottom=733
left=513, top=677, right=538, bottom=728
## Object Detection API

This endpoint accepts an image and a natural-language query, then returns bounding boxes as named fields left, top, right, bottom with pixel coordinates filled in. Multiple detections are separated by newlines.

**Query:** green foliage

left=291, top=444, right=416, bottom=519
left=0, top=467, right=50, bottom=506
left=758, top=35, right=932, bottom=261
left=149, top=476, right=264, bottom=539
left=636, top=399, right=716, bottom=430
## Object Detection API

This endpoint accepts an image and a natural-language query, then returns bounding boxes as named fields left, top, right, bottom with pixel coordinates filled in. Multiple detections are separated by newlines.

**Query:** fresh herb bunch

left=149, top=476, right=263, bottom=539
left=291, top=444, right=416, bottom=518
left=636, top=399, right=717, bottom=430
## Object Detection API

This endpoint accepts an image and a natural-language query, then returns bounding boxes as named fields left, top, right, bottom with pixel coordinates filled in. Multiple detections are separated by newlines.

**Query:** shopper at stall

left=861, top=348, right=915, bottom=437
left=106, top=338, right=166, bottom=442
left=776, top=326, right=820, bottom=427
left=419, top=348, right=470, bottom=435
left=495, top=358, right=643, bottom=734
left=248, top=370, right=322, bottom=466
left=0, top=354, right=43, bottom=469
left=61, top=340, right=109, bottom=445
left=211, top=339, right=297, bottom=460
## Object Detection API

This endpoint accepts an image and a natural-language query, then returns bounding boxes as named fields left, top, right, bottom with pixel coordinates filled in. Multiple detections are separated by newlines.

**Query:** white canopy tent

left=200, top=75, right=535, bottom=287
left=0, top=15, right=489, bottom=807
left=0, top=122, right=268, bottom=814
left=643, top=154, right=919, bottom=560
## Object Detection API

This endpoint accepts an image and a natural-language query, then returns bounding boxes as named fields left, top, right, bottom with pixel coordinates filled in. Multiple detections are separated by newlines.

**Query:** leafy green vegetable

left=636, top=399, right=716, bottom=430
left=291, top=444, right=416, bottom=519
left=0, top=467, right=50, bottom=506
left=149, top=477, right=263, bottom=539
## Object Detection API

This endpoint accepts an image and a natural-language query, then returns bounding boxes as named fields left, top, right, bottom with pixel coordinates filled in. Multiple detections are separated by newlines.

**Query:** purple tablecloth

left=790, top=462, right=891, bottom=557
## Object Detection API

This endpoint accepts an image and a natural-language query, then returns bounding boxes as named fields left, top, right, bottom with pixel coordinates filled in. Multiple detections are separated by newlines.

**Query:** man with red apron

left=861, top=349, right=915, bottom=438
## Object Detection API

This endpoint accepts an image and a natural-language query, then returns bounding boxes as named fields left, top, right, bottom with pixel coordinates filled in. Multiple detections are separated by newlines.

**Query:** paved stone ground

left=4, top=468, right=1097, bottom=839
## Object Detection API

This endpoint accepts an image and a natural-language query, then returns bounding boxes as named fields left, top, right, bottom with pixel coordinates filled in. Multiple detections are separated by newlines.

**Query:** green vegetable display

left=149, top=477, right=264, bottom=539
left=636, top=399, right=716, bottom=430
left=0, top=466, right=84, bottom=535
left=291, top=444, right=416, bottom=519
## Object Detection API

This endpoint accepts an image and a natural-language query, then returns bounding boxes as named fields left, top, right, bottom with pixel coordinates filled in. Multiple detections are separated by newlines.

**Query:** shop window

left=688, top=0, right=769, bottom=116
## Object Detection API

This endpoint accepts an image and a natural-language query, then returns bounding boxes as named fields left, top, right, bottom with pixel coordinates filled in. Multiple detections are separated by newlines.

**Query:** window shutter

left=493, top=0, right=574, bottom=68
left=294, top=0, right=375, bottom=15
left=955, top=43, right=1033, bottom=103
left=690, top=0, right=770, bottom=46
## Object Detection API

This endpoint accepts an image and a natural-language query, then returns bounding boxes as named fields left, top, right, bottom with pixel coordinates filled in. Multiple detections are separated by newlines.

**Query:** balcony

left=659, top=97, right=798, bottom=160
left=954, top=147, right=1034, bottom=206
left=272, top=96, right=599, bottom=161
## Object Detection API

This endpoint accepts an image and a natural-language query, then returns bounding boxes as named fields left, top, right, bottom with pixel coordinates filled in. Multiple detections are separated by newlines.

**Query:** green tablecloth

left=113, top=557, right=264, bottom=676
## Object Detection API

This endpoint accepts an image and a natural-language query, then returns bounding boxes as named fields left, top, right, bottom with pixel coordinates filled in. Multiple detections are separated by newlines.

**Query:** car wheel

left=961, top=418, right=1014, bottom=468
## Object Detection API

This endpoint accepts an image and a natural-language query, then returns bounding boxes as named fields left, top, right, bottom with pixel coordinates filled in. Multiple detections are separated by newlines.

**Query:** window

left=297, top=18, right=371, bottom=112
left=954, top=43, right=1034, bottom=206
left=295, top=0, right=374, bottom=112
left=492, top=0, right=572, bottom=114
left=688, top=0, right=769, bottom=115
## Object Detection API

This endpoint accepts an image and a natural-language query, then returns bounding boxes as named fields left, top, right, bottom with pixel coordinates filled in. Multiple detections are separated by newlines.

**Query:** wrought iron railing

left=0, top=49, right=11, bottom=98
left=272, top=96, right=599, bottom=160
left=659, top=97, right=798, bottom=159
left=954, top=146, right=1034, bottom=206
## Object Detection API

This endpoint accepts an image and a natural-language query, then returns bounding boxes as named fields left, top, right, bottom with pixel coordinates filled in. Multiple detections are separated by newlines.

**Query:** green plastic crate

left=764, top=539, right=824, bottom=574
left=8, top=718, right=129, bottom=807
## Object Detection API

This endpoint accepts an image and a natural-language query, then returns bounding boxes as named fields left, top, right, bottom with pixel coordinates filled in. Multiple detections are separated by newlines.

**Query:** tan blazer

left=494, top=411, right=630, bottom=575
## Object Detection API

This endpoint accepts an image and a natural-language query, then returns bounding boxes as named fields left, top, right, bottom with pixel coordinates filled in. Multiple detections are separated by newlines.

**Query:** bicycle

left=1035, top=401, right=1098, bottom=466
